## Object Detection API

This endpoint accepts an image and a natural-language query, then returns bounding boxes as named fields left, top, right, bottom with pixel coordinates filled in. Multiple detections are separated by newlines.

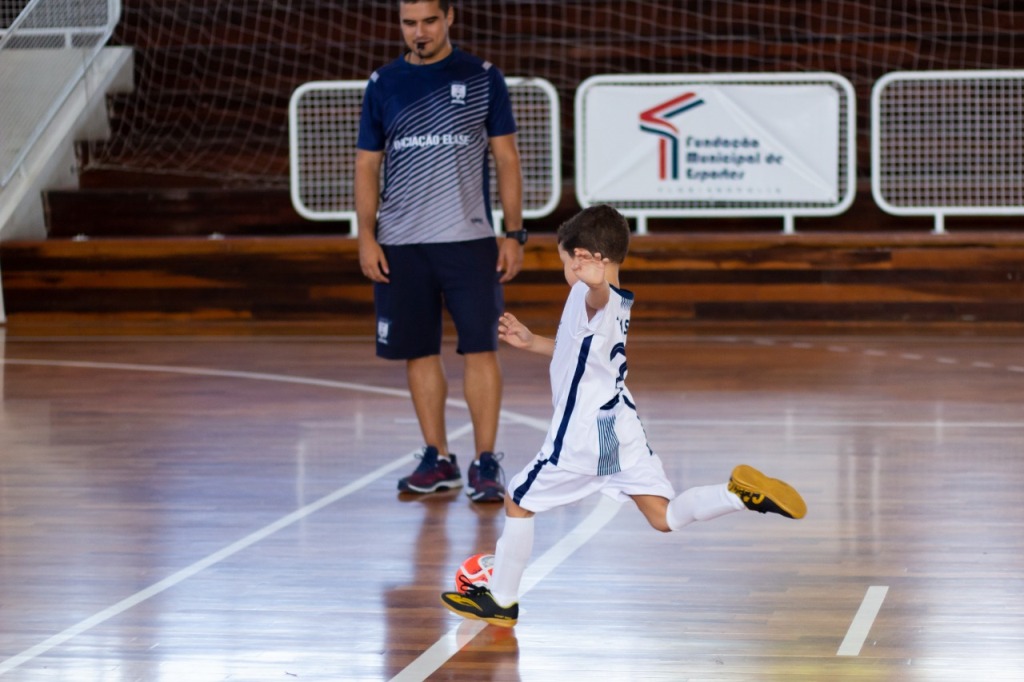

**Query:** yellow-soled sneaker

left=441, top=585, right=518, bottom=627
left=728, top=464, right=807, bottom=519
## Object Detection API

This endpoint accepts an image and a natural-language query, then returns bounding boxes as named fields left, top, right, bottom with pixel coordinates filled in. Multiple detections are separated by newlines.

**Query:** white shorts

left=507, top=453, right=677, bottom=513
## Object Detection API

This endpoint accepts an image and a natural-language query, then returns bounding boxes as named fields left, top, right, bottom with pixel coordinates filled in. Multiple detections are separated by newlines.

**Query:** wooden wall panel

left=3, top=234, right=1022, bottom=328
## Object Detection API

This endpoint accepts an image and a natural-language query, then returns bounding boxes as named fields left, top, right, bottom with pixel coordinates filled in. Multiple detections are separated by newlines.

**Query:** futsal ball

left=455, top=553, right=494, bottom=594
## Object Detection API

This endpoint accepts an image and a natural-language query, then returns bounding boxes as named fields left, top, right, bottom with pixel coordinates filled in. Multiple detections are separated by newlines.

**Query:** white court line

left=2, top=357, right=613, bottom=677
left=837, top=586, right=888, bottom=656
left=0, top=359, right=415, bottom=401
left=0, top=442, right=455, bottom=676
left=0, top=358, right=546, bottom=675
left=738, top=340, right=1024, bottom=375
left=391, top=495, right=623, bottom=681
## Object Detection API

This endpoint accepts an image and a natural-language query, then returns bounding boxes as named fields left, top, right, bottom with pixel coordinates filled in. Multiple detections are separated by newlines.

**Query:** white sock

left=488, top=515, right=534, bottom=607
left=666, top=483, right=745, bottom=531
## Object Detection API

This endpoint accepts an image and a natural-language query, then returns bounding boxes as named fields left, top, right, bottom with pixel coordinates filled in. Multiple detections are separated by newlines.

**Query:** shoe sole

left=440, top=595, right=517, bottom=628
left=398, top=479, right=463, bottom=494
left=469, top=490, right=505, bottom=503
left=731, top=465, right=807, bottom=519
left=466, top=479, right=505, bottom=502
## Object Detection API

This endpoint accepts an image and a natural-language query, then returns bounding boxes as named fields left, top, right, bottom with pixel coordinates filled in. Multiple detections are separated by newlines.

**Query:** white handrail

left=0, top=0, right=122, bottom=189
left=0, top=0, right=50, bottom=50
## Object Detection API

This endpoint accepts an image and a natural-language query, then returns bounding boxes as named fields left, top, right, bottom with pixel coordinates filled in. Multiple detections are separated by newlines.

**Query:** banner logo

left=639, top=92, right=705, bottom=180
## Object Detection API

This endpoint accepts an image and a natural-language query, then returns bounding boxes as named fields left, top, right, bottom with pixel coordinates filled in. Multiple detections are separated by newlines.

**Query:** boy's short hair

left=556, top=204, right=630, bottom=264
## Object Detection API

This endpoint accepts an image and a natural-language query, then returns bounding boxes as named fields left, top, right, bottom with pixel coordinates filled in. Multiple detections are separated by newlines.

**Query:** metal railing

left=288, top=78, right=562, bottom=234
left=872, top=70, right=1024, bottom=234
left=0, top=0, right=121, bottom=188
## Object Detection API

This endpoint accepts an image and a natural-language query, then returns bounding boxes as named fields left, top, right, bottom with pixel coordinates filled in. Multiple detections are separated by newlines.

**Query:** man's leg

left=463, top=350, right=501, bottom=457
left=434, top=237, right=505, bottom=500
left=407, top=354, right=449, bottom=456
left=463, top=350, right=506, bottom=502
left=396, top=354, right=463, bottom=494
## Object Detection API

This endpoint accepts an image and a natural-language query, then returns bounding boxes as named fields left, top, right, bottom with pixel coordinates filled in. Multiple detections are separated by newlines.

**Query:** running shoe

left=441, top=584, right=519, bottom=627
left=397, top=446, right=462, bottom=493
left=466, top=451, right=505, bottom=502
left=728, top=464, right=807, bottom=519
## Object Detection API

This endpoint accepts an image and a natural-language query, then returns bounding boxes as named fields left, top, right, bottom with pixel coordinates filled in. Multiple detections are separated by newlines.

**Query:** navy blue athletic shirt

left=357, top=48, right=518, bottom=245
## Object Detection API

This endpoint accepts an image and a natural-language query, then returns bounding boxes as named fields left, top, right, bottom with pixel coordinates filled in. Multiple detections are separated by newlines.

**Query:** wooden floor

left=2, top=323, right=1023, bottom=681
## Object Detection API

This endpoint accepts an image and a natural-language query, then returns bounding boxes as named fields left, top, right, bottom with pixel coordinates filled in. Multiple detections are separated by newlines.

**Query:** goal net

left=82, top=1, right=1022, bottom=189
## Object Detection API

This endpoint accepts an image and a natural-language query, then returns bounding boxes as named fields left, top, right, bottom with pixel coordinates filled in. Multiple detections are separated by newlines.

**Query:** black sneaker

left=441, top=584, right=519, bottom=627
left=397, top=446, right=462, bottom=493
left=728, top=464, right=807, bottom=519
left=466, top=451, right=505, bottom=502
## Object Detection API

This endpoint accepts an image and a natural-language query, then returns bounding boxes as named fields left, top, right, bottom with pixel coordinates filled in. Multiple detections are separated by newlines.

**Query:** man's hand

left=358, top=239, right=390, bottom=283
left=497, top=237, right=524, bottom=283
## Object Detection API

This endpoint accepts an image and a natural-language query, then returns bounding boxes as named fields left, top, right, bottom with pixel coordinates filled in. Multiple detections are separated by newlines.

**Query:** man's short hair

left=401, top=0, right=451, bottom=13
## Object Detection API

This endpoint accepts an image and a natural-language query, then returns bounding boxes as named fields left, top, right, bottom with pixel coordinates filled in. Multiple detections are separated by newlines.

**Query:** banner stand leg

left=782, top=213, right=796, bottom=235
left=634, top=214, right=648, bottom=236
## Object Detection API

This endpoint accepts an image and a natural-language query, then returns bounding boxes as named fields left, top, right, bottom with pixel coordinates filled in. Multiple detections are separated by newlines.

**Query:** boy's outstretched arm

left=498, top=312, right=555, bottom=356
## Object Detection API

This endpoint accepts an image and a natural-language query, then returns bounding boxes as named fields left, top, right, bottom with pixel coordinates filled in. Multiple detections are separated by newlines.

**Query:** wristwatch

left=505, top=229, right=528, bottom=245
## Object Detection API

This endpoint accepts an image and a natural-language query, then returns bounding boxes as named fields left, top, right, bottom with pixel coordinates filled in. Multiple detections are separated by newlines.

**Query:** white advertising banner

left=579, top=80, right=841, bottom=204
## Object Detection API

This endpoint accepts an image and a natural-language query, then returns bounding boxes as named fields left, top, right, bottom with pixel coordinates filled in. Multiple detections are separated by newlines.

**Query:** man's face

left=400, top=1, right=453, bottom=64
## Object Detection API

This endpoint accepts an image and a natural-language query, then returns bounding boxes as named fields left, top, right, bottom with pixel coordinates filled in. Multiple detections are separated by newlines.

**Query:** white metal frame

left=288, top=77, right=561, bottom=235
left=0, top=0, right=122, bottom=323
left=574, top=72, right=857, bottom=234
left=0, top=0, right=120, bottom=44
left=0, top=0, right=122, bottom=189
left=871, top=69, right=1024, bottom=234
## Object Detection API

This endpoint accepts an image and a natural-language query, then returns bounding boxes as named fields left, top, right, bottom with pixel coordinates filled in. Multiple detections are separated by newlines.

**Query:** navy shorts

left=374, top=237, right=503, bottom=360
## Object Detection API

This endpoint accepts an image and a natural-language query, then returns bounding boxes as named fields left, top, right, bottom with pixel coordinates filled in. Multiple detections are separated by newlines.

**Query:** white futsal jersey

left=540, top=280, right=651, bottom=476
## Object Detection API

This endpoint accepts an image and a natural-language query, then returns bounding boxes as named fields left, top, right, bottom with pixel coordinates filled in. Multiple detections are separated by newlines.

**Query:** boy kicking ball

left=441, top=205, right=806, bottom=627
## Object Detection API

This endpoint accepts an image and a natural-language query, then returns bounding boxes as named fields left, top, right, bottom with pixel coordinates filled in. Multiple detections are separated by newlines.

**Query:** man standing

left=355, top=0, right=525, bottom=503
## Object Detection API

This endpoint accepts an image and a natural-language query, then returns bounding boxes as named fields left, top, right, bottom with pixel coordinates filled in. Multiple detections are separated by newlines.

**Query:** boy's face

left=400, top=1, right=453, bottom=64
left=558, top=244, right=579, bottom=287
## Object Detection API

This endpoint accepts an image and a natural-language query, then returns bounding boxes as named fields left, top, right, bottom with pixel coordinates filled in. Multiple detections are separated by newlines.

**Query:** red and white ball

left=454, top=553, right=494, bottom=593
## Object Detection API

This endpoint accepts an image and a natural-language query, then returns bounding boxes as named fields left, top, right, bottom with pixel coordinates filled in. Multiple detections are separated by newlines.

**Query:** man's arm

left=354, top=148, right=389, bottom=283
left=490, top=133, right=524, bottom=283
